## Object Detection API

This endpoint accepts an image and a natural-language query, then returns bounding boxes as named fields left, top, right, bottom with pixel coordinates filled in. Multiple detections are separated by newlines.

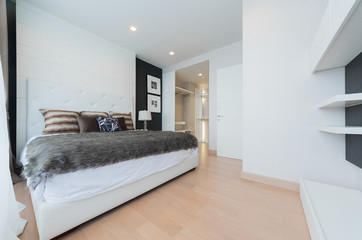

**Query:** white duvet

left=21, top=135, right=197, bottom=203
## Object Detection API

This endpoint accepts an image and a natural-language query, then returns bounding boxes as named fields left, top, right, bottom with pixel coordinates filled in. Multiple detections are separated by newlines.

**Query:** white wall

left=243, top=0, right=362, bottom=190
left=16, top=1, right=136, bottom=156
left=162, top=71, right=175, bottom=131
left=164, top=41, right=242, bottom=150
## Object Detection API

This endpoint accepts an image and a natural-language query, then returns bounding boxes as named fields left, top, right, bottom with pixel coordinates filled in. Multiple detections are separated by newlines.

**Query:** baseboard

left=240, top=171, right=300, bottom=192
left=208, top=149, right=217, bottom=155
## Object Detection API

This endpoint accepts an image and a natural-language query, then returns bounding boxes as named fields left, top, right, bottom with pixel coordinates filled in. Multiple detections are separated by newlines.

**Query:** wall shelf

left=318, top=126, right=362, bottom=135
left=175, top=121, right=186, bottom=125
left=311, top=0, right=362, bottom=72
left=175, top=129, right=192, bottom=133
left=318, top=93, right=362, bottom=108
left=175, top=86, right=194, bottom=95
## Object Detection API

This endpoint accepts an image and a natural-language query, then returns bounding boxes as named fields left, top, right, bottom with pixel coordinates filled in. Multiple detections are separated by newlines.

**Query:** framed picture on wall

left=148, top=94, right=161, bottom=113
left=147, top=75, right=161, bottom=95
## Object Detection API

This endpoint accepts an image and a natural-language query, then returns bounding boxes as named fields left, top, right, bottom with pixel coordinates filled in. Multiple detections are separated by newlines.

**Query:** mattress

left=21, top=135, right=197, bottom=203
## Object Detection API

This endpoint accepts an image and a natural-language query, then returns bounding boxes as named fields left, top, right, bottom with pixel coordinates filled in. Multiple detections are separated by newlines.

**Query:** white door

left=216, top=64, right=243, bottom=160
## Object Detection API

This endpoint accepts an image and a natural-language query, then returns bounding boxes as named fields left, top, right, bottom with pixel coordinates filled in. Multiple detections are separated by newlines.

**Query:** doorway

left=175, top=61, right=209, bottom=143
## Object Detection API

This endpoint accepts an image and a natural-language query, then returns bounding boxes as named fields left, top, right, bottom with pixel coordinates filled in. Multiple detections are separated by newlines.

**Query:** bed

left=19, top=79, right=199, bottom=240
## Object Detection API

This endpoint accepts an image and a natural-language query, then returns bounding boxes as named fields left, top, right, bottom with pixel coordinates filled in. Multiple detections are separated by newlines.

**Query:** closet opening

left=175, top=60, right=209, bottom=143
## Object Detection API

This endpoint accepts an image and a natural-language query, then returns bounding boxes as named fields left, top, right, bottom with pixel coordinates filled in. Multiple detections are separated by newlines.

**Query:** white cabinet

left=310, top=0, right=362, bottom=72
left=300, top=179, right=362, bottom=240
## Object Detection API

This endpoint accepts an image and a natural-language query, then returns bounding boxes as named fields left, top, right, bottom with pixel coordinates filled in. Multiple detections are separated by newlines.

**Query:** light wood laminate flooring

left=15, top=143, right=310, bottom=240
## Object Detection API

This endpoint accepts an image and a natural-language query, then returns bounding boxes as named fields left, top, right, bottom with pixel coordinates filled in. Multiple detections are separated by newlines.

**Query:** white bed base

left=31, top=153, right=198, bottom=240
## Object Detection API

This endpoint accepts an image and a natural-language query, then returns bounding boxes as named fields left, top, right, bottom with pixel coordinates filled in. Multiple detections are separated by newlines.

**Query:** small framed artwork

left=147, top=75, right=161, bottom=95
left=148, top=94, right=161, bottom=113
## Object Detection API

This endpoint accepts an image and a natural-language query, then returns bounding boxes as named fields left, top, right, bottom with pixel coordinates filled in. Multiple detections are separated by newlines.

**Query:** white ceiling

left=176, top=61, right=209, bottom=88
left=22, top=0, right=242, bottom=68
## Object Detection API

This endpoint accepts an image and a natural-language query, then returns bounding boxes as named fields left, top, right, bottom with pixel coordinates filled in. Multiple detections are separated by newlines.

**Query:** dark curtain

left=1, top=0, right=21, bottom=183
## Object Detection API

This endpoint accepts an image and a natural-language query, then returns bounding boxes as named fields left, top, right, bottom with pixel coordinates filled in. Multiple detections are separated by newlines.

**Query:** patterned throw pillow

left=40, top=109, right=80, bottom=134
left=96, top=116, right=121, bottom=132
left=109, top=112, right=134, bottom=130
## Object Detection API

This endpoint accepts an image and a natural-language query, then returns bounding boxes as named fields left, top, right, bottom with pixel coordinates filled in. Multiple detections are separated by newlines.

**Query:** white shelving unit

left=318, top=93, right=362, bottom=108
left=318, top=93, right=362, bottom=135
left=300, top=179, right=362, bottom=240
left=303, top=2, right=362, bottom=240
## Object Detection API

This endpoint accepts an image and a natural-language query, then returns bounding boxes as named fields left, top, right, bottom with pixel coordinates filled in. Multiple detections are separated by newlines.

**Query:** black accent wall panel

left=345, top=51, right=362, bottom=168
left=346, top=53, right=362, bottom=94
left=7, top=0, right=16, bottom=159
left=136, top=58, right=162, bottom=130
left=346, top=135, right=362, bottom=168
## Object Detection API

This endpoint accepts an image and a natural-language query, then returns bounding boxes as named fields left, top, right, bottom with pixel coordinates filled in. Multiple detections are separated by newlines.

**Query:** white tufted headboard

left=18, top=79, right=134, bottom=155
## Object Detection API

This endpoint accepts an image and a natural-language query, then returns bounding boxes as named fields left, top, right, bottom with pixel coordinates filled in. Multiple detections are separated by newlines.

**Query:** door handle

left=217, top=115, right=224, bottom=117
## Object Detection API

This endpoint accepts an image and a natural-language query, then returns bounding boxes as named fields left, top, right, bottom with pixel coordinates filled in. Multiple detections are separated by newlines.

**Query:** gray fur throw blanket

left=23, top=131, right=198, bottom=190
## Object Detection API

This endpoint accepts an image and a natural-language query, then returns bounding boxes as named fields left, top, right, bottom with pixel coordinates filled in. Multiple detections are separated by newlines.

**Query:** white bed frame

left=32, top=154, right=198, bottom=240
left=22, top=79, right=199, bottom=239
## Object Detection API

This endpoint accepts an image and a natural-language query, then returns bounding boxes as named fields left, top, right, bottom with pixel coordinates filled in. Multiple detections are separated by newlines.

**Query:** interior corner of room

left=3, top=0, right=362, bottom=239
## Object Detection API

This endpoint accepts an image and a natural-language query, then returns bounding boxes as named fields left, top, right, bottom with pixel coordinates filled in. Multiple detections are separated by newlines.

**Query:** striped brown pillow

left=109, top=112, right=134, bottom=130
left=80, top=111, right=108, bottom=118
left=40, top=109, right=80, bottom=134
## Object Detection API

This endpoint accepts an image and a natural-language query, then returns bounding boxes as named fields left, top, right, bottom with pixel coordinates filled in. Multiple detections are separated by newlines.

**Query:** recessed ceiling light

left=169, top=51, right=175, bottom=56
left=198, top=73, right=203, bottom=77
left=129, top=25, right=137, bottom=32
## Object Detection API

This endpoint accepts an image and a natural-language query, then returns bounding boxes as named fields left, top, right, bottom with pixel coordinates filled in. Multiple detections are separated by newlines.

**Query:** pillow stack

left=40, top=109, right=134, bottom=134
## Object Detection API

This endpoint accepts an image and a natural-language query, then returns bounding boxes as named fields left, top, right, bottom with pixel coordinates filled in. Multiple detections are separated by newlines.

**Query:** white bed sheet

left=21, top=135, right=197, bottom=203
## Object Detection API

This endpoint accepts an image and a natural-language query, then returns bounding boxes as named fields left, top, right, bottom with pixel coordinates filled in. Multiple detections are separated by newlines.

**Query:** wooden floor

left=14, top=144, right=310, bottom=240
